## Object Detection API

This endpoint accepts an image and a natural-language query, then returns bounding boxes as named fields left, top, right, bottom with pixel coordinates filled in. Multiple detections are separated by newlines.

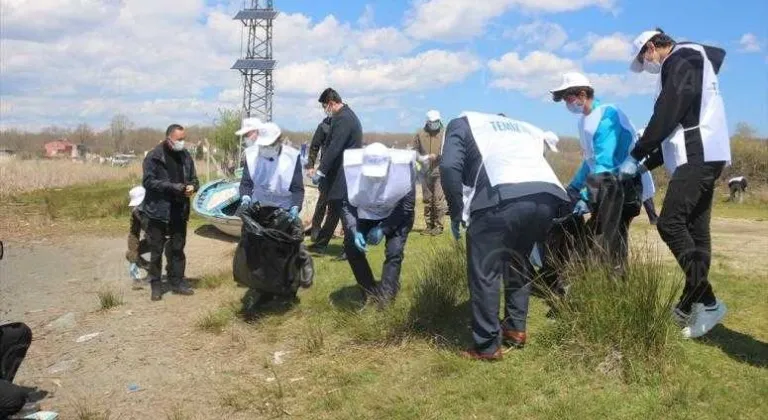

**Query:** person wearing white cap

left=619, top=28, right=730, bottom=339
left=412, top=109, right=447, bottom=235
left=236, top=121, right=304, bottom=221
left=341, top=142, right=417, bottom=306
left=126, top=186, right=149, bottom=285
left=235, top=117, right=264, bottom=148
left=440, top=112, right=570, bottom=361
left=549, top=72, right=655, bottom=272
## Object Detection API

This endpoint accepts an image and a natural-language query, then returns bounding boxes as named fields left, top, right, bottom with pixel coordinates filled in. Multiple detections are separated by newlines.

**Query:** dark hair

left=640, top=28, right=676, bottom=55
left=165, top=124, right=184, bottom=137
left=552, top=86, right=594, bottom=103
left=318, top=88, right=342, bottom=105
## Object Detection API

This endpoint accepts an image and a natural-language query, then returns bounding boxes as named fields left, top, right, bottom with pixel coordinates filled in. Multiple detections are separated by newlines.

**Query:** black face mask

left=425, top=121, right=442, bottom=133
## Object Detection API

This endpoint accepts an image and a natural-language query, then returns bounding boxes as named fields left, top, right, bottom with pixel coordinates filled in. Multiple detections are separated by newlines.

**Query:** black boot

left=171, top=279, right=195, bottom=296
left=150, top=281, right=163, bottom=301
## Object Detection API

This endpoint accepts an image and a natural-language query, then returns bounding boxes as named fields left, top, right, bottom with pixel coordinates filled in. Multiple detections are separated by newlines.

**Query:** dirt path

left=0, top=216, right=766, bottom=418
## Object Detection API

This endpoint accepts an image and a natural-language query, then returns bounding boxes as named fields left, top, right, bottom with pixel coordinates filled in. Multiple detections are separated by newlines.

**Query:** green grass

left=97, top=288, right=124, bottom=311
left=193, top=270, right=234, bottom=289
left=205, top=229, right=768, bottom=419
left=196, top=304, right=237, bottom=334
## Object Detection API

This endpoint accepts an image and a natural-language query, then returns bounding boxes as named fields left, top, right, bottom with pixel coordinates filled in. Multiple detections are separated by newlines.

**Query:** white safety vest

left=579, top=104, right=656, bottom=202
left=344, top=148, right=417, bottom=221
left=656, top=43, right=731, bottom=175
left=460, top=112, right=566, bottom=223
left=244, top=145, right=299, bottom=210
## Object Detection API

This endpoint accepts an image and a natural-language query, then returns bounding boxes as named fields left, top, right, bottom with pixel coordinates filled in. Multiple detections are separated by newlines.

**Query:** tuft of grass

left=540, top=243, right=682, bottom=382
left=302, top=322, right=326, bottom=354
left=72, top=399, right=112, bottom=420
left=97, top=288, right=124, bottom=311
left=194, top=271, right=233, bottom=289
left=196, top=306, right=236, bottom=334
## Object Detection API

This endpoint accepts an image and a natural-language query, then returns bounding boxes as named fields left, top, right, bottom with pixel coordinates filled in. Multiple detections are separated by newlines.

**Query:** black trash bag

left=232, top=204, right=314, bottom=297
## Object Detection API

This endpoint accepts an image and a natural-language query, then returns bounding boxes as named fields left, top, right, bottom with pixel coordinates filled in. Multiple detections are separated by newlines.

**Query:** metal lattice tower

left=232, top=0, right=278, bottom=121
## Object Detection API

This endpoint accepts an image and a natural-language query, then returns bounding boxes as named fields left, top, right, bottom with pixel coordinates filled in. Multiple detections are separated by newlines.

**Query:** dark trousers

left=343, top=215, right=414, bottom=300
left=657, top=162, right=724, bottom=313
left=0, top=323, right=32, bottom=418
left=309, top=186, right=329, bottom=238
left=466, top=194, right=559, bottom=354
left=314, top=199, right=342, bottom=248
left=146, top=216, right=188, bottom=285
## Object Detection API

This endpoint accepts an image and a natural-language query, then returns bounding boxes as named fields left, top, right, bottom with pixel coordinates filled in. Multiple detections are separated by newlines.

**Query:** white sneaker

left=682, top=300, right=727, bottom=339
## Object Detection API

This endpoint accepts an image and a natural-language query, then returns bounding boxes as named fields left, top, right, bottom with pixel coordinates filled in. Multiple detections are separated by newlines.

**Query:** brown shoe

left=460, top=348, right=503, bottom=362
left=501, top=328, right=526, bottom=349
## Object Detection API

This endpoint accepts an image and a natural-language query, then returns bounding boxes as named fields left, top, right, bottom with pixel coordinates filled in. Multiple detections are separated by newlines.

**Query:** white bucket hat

left=235, top=117, right=263, bottom=136
left=128, top=186, right=145, bottom=207
left=426, top=110, right=441, bottom=122
left=629, top=30, right=661, bottom=73
left=362, top=142, right=391, bottom=178
left=255, top=122, right=282, bottom=146
left=550, top=72, right=592, bottom=94
left=542, top=131, right=560, bottom=153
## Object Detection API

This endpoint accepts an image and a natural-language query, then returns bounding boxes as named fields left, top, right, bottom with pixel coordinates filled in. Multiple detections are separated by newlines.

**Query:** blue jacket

left=570, top=100, right=634, bottom=190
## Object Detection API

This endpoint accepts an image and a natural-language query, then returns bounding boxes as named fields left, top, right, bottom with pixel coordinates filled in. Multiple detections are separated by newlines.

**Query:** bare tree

left=110, top=114, right=134, bottom=153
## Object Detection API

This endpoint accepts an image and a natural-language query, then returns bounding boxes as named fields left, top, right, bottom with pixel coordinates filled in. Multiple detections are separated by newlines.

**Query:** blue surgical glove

left=288, top=206, right=299, bottom=222
left=573, top=200, right=590, bottom=216
left=236, top=195, right=252, bottom=216
left=311, top=171, right=325, bottom=186
left=450, top=219, right=464, bottom=241
left=618, top=156, right=640, bottom=179
left=128, top=263, right=140, bottom=280
left=354, top=231, right=367, bottom=253
left=366, top=226, right=384, bottom=245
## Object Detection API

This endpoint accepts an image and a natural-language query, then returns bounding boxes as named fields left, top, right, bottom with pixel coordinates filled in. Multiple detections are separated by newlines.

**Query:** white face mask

left=171, top=140, right=185, bottom=151
left=244, top=132, right=258, bottom=148
left=323, top=104, right=334, bottom=117
left=566, top=101, right=584, bottom=115
left=643, top=60, right=662, bottom=74
left=259, top=144, right=280, bottom=159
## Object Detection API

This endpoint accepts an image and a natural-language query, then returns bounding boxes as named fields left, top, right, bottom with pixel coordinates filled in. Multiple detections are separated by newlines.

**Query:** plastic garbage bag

left=233, top=204, right=314, bottom=297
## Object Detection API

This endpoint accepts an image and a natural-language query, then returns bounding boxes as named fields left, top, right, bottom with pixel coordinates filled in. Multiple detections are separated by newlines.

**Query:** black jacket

left=142, top=142, right=199, bottom=222
left=306, top=117, right=332, bottom=169
left=239, top=151, right=306, bottom=210
left=631, top=43, right=727, bottom=170
left=318, top=105, right=363, bottom=200
left=440, top=117, right=569, bottom=221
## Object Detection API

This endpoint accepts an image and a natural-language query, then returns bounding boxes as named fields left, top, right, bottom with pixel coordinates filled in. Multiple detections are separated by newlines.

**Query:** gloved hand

left=288, top=206, right=299, bottom=222
left=236, top=196, right=252, bottom=217
left=572, top=199, right=590, bottom=216
left=366, top=226, right=384, bottom=245
left=618, top=156, right=640, bottom=179
left=450, top=219, right=465, bottom=241
left=311, top=171, right=325, bottom=186
left=128, top=263, right=141, bottom=280
left=354, top=231, right=367, bottom=253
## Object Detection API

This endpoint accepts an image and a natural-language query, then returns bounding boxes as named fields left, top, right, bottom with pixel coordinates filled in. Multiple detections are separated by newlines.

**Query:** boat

left=193, top=178, right=243, bottom=237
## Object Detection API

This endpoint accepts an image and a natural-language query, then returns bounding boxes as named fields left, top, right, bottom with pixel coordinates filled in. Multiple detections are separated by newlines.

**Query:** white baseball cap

left=550, top=72, right=592, bottom=94
left=629, top=30, right=661, bottom=73
left=235, top=117, right=263, bottom=136
left=255, top=122, right=282, bottom=146
left=542, top=131, right=560, bottom=153
left=426, top=110, right=441, bottom=122
left=362, top=142, right=391, bottom=178
left=128, top=186, right=145, bottom=207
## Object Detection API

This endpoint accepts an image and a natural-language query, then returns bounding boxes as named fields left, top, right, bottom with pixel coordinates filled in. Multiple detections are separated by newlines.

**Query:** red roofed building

left=44, top=139, right=77, bottom=158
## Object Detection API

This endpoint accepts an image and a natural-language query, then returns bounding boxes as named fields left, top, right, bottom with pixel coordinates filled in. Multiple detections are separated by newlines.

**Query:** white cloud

left=503, top=21, right=568, bottom=51
left=0, top=0, right=123, bottom=41
left=488, top=50, right=656, bottom=99
left=739, top=33, right=762, bottom=53
left=358, top=4, right=375, bottom=28
left=404, top=0, right=614, bottom=42
left=585, top=33, right=632, bottom=62
left=488, top=51, right=579, bottom=97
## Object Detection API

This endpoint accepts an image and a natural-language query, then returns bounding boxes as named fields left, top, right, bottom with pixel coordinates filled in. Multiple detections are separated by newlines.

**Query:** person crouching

left=341, top=143, right=417, bottom=307
left=126, top=186, right=150, bottom=288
